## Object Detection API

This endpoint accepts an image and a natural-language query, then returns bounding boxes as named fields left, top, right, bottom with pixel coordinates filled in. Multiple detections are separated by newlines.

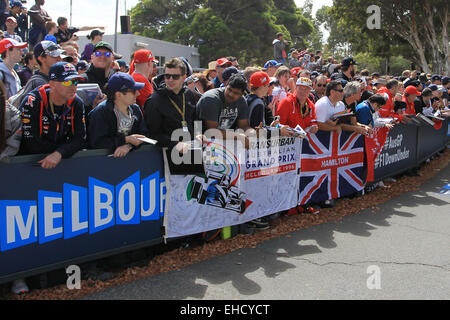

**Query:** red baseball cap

left=291, top=67, right=302, bottom=77
left=216, top=57, right=232, bottom=67
left=0, top=38, right=27, bottom=54
left=133, top=49, right=155, bottom=63
left=250, top=71, right=270, bottom=88
left=405, top=85, right=421, bottom=96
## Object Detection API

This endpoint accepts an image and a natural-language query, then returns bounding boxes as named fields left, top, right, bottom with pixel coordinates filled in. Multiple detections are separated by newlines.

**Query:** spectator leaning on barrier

left=28, top=0, right=52, bottom=48
left=144, top=57, right=197, bottom=152
left=88, top=72, right=149, bottom=158
left=403, top=85, right=421, bottom=115
left=276, top=77, right=319, bottom=134
left=197, top=73, right=251, bottom=134
left=0, top=38, right=27, bottom=98
left=414, top=87, right=433, bottom=115
left=129, top=49, right=157, bottom=110
left=343, top=81, right=362, bottom=113
left=355, top=94, right=389, bottom=129
left=246, top=71, right=278, bottom=129
left=7, top=41, right=65, bottom=110
left=19, top=62, right=87, bottom=168
left=314, top=80, right=347, bottom=135
left=377, top=79, right=399, bottom=117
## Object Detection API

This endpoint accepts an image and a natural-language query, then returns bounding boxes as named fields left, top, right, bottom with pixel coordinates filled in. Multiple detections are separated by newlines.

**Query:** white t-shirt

left=272, top=85, right=288, bottom=112
left=315, top=96, right=346, bottom=122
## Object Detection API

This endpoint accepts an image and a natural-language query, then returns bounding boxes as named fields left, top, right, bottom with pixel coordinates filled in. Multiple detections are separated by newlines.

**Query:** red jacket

left=275, top=93, right=317, bottom=129
left=402, top=96, right=416, bottom=115
left=377, top=87, right=394, bottom=117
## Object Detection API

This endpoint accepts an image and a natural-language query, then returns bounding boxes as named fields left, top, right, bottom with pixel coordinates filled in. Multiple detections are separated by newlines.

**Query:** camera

left=68, top=26, right=80, bottom=34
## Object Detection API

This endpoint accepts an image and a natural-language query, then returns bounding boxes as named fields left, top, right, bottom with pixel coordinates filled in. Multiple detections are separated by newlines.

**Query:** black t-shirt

left=55, top=28, right=73, bottom=44
left=196, top=87, right=248, bottom=130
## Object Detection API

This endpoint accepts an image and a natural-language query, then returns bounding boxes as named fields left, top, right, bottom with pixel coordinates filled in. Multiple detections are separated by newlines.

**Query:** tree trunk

left=439, top=5, right=450, bottom=73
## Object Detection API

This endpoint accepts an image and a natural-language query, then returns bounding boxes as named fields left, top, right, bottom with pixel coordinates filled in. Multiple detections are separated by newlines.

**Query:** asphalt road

left=83, top=164, right=450, bottom=300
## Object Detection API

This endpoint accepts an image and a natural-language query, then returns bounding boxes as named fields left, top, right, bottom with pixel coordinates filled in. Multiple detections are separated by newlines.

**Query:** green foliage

left=130, top=0, right=319, bottom=67
left=353, top=52, right=383, bottom=73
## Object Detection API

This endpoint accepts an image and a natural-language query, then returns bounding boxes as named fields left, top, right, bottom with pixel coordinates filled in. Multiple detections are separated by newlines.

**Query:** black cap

left=222, top=67, right=239, bottom=82
left=342, top=57, right=359, bottom=67
left=88, top=29, right=104, bottom=40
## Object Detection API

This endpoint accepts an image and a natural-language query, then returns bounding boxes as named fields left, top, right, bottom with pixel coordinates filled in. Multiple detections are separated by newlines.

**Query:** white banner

left=165, top=137, right=302, bottom=238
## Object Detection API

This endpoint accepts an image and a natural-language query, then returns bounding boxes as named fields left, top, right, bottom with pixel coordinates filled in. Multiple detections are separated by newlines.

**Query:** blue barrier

left=0, top=146, right=166, bottom=283
left=0, top=119, right=448, bottom=284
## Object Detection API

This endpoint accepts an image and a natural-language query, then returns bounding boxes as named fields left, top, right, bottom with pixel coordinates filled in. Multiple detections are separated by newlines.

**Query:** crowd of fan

left=0, top=6, right=449, bottom=294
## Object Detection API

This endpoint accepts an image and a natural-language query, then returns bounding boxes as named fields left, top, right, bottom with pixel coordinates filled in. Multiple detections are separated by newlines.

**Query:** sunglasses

left=94, top=51, right=112, bottom=58
left=61, top=79, right=79, bottom=87
left=164, top=74, right=183, bottom=80
left=316, top=84, right=327, bottom=87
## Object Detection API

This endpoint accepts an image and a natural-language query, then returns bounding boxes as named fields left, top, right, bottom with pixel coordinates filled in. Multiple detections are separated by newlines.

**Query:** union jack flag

left=299, top=131, right=365, bottom=205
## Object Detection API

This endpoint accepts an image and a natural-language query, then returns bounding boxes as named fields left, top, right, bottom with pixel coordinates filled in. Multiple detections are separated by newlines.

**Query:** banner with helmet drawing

left=164, top=137, right=301, bottom=238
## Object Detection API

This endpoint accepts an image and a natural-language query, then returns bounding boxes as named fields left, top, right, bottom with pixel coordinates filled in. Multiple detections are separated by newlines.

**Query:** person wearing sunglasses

left=311, top=75, right=328, bottom=102
left=88, top=72, right=149, bottom=158
left=80, top=29, right=104, bottom=63
left=19, top=62, right=87, bottom=169
left=85, top=41, right=115, bottom=93
left=144, top=57, right=197, bottom=153
left=314, top=80, right=346, bottom=135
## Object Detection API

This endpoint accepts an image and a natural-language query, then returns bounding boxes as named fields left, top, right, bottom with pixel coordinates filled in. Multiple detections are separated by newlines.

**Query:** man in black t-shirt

left=197, top=73, right=250, bottom=132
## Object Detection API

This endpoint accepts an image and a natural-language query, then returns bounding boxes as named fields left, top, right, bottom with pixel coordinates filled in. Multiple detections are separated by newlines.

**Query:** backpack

left=7, top=73, right=47, bottom=111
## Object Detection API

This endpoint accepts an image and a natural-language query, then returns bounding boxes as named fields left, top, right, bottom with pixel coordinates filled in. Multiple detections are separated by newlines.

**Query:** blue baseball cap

left=264, top=60, right=282, bottom=69
left=105, top=72, right=145, bottom=94
left=49, top=62, right=85, bottom=82
left=431, top=74, right=441, bottom=82
left=11, top=1, right=24, bottom=8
